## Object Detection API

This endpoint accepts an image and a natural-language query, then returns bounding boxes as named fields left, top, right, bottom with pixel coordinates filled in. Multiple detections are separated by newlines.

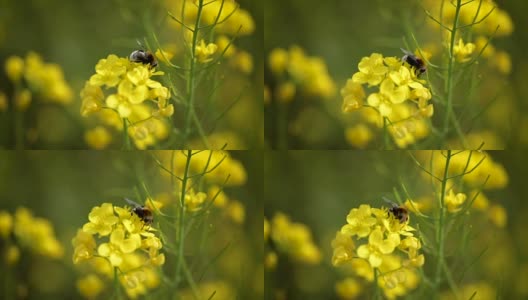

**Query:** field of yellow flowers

left=2, top=0, right=528, bottom=300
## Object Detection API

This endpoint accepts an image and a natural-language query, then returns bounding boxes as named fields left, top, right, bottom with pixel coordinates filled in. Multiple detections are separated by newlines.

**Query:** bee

left=383, top=197, right=409, bottom=224
left=129, top=49, right=158, bottom=69
left=125, top=198, right=153, bottom=226
left=400, top=48, right=426, bottom=76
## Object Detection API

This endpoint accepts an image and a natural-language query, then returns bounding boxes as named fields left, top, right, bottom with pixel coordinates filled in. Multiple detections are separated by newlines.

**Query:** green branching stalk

left=435, top=150, right=450, bottom=292
left=175, top=150, right=192, bottom=286
left=183, top=0, right=208, bottom=147
left=443, top=0, right=462, bottom=142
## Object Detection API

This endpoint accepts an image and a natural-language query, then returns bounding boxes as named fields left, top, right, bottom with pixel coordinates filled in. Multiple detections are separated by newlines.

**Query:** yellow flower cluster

left=341, top=53, right=433, bottom=148
left=268, top=45, right=336, bottom=102
left=0, top=207, right=63, bottom=264
left=425, top=0, right=513, bottom=74
left=332, top=204, right=423, bottom=298
left=3, top=52, right=72, bottom=111
left=80, top=54, right=172, bottom=149
left=415, top=151, right=508, bottom=227
left=157, top=151, right=247, bottom=224
left=170, top=150, right=247, bottom=186
left=166, top=0, right=255, bottom=74
left=423, top=150, right=508, bottom=190
left=216, top=35, right=254, bottom=74
left=178, top=0, right=255, bottom=36
left=72, top=202, right=164, bottom=299
left=266, top=212, right=322, bottom=265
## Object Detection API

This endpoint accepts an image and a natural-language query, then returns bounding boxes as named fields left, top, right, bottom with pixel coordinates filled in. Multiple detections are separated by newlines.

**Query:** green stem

left=122, top=118, right=132, bottom=150
left=184, top=0, right=205, bottom=144
left=175, top=150, right=192, bottom=285
left=435, top=150, right=451, bottom=290
left=113, top=267, right=122, bottom=300
left=192, top=110, right=211, bottom=149
left=443, top=0, right=462, bottom=140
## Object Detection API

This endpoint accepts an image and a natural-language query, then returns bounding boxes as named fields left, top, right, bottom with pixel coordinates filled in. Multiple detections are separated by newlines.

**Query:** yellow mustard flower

left=345, top=124, right=373, bottom=149
left=357, top=227, right=400, bottom=268
left=352, top=53, right=388, bottom=86
left=80, top=54, right=171, bottom=149
left=23, top=52, right=73, bottom=104
left=230, top=50, right=253, bottom=74
left=177, top=0, right=255, bottom=37
left=85, top=126, right=112, bottom=150
left=341, top=204, right=378, bottom=238
left=333, top=202, right=423, bottom=298
left=488, top=204, right=507, bottom=228
left=195, top=39, right=218, bottom=63
left=445, top=189, right=467, bottom=213
left=74, top=202, right=164, bottom=298
left=343, top=52, right=432, bottom=148
left=76, top=274, right=105, bottom=299
left=5, top=55, right=24, bottom=82
left=269, top=212, right=321, bottom=264
left=5, top=245, right=20, bottom=266
left=341, top=79, right=366, bottom=112
left=15, top=89, right=32, bottom=111
left=425, top=151, right=508, bottom=190
left=0, top=207, right=63, bottom=260
left=184, top=188, right=207, bottom=211
left=275, top=81, right=296, bottom=103
left=268, top=45, right=336, bottom=100
left=453, top=39, right=475, bottom=62
left=265, top=251, right=278, bottom=270
left=226, top=200, right=245, bottom=224
left=169, top=150, right=247, bottom=187
left=331, top=231, right=356, bottom=266
left=335, top=277, right=362, bottom=300
left=0, top=210, right=13, bottom=238
left=268, top=48, right=288, bottom=75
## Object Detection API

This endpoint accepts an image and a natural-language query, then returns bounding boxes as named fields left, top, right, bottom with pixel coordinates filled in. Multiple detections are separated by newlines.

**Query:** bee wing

left=124, top=198, right=141, bottom=207
left=382, top=196, right=398, bottom=208
left=400, top=48, right=414, bottom=56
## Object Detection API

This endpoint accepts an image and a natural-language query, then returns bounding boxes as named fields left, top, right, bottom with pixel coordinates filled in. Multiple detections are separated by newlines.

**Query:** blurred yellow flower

left=76, top=274, right=104, bottom=300
left=269, top=212, right=321, bottom=264
left=15, top=89, right=32, bottom=111
left=5, top=55, right=24, bottom=82
left=453, top=39, right=475, bottom=62
left=85, top=126, right=112, bottom=150
left=195, top=39, right=218, bottom=63
left=445, top=189, right=467, bottom=213
left=0, top=210, right=13, bottom=238
left=268, top=45, right=336, bottom=100
left=335, top=278, right=362, bottom=300
left=0, top=207, right=64, bottom=259
left=488, top=204, right=507, bottom=228
left=226, top=200, right=245, bottom=224
left=345, top=124, right=373, bottom=149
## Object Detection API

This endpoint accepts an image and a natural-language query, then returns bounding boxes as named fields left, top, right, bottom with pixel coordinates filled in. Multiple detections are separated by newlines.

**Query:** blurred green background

left=264, top=150, right=528, bottom=299
left=0, top=0, right=263, bottom=149
left=0, top=150, right=263, bottom=299
left=264, top=0, right=528, bottom=149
